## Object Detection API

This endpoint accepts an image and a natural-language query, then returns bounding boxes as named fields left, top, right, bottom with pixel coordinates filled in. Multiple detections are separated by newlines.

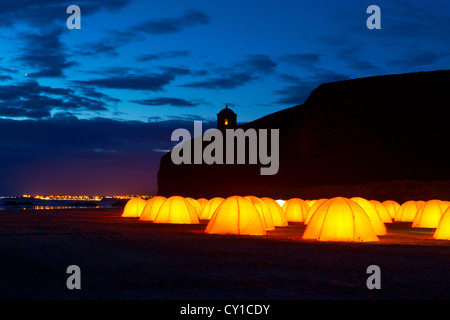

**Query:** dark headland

left=157, top=70, right=450, bottom=202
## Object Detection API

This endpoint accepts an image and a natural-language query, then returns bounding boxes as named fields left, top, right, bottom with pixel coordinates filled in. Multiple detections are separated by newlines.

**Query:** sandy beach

left=1, top=208, right=450, bottom=300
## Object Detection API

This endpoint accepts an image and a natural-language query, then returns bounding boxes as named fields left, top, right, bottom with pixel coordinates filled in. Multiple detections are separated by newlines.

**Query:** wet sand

left=1, top=208, right=450, bottom=300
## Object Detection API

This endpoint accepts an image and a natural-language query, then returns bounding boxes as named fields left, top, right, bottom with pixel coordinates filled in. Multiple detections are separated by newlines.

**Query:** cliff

left=157, top=70, right=450, bottom=201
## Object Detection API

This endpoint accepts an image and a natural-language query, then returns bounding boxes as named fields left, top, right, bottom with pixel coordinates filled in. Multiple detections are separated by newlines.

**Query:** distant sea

left=0, top=198, right=126, bottom=210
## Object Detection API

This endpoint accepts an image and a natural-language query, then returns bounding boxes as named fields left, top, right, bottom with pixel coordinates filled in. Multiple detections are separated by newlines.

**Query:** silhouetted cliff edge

left=157, top=70, right=450, bottom=201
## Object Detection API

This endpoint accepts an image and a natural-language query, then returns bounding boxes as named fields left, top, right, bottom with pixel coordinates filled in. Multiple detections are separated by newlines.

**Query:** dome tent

left=382, top=200, right=400, bottom=219
left=396, top=200, right=420, bottom=222
left=302, top=197, right=379, bottom=242
left=199, top=197, right=224, bottom=220
left=412, top=199, right=450, bottom=228
left=434, top=207, right=450, bottom=240
left=205, top=196, right=267, bottom=235
left=153, top=196, right=199, bottom=224
left=350, top=197, right=386, bottom=235
left=261, top=197, right=288, bottom=227
left=306, top=200, right=317, bottom=207
left=197, top=198, right=209, bottom=210
left=416, top=200, right=426, bottom=209
left=245, top=196, right=275, bottom=230
left=282, top=198, right=309, bottom=223
left=139, top=196, right=167, bottom=221
left=185, top=197, right=203, bottom=218
left=369, top=200, right=393, bottom=223
left=304, top=198, right=328, bottom=224
left=121, top=197, right=148, bottom=218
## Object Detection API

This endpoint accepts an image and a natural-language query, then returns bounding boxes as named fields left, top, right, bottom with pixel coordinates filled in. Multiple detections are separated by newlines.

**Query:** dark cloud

left=347, top=58, right=381, bottom=73
left=73, top=29, right=145, bottom=57
left=15, top=29, right=76, bottom=78
left=181, top=72, right=254, bottom=90
left=179, top=54, right=275, bottom=90
left=389, top=52, right=447, bottom=71
left=238, top=55, right=277, bottom=74
left=0, top=75, right=13, bottom=81
left=157, top=66, right=193, bottom=76
left=72, top=86, right=121, bottom=103
left=131, top=97, right=199, bottom=107
left=280, top=53, right=321, bottom=66
left=0, top=0, right=131, bottom=27
left=75, top=10, right=208, bottom=58
left=132, top=10, right=211, bottom=35
left=74, top=73, right=176, bottom=91
left=166, top=114, right=212, bottom=122
left=274, top=70, right=349, bottom=105
left=135, top=50, right=191, bottom=62
left=74, top=42, right=120, bottom=57
left=0, top=80, right=108, bottom=119
left=0, top=63, right=16, bottom=74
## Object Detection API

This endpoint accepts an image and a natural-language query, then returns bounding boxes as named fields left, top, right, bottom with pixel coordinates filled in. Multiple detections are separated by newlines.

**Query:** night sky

left=0, top=0, right=449, bottom=196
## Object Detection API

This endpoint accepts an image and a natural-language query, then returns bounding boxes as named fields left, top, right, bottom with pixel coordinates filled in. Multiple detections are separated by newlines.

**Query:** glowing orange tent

left=197, top=198, right=209, bottom=210
left=245, top=196, right=275, bottom=230
left=433, top=207, right=450, bottom=240
left=261, top=197, right=288, bottom=227
left=305, top=200, right=317, bottom=207
left=395, top=200, right=420, bottom=222
left=304, top=198, right=328, bottom=224
left=416, top=200, right=425, bottom=209
left=282, top=198, right=309, bottom=223
left=302, top=197, right=379, bottom=242
left=121, top=197, right=147, bottom=218
left=382, top=200, right=400, bottom=219
left=350, top=197, right=386, bottom=235
left=369, top=200, right=393, bottom=223
left=205, top=196, right=266, bottom=235
left=199, top=197, right=224, bottom=220
left=412, top=199, right=450, bottom=228
left=153, top=196, right=199, bottom=224
left=139, top=196, right=167, bottom=221
left=185, top=197, right=203, bottom=218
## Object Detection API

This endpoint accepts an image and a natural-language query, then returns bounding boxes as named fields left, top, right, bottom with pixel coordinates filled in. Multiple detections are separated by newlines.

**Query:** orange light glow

left=382, top=200, right=400, bottom=219
left=304, top=198, right=328, bottom=224
left=139, top=196, right=167, bottom=221
left=350, top=197, right=387, bottom=235
left=395, top=200, right=420, bottom=222
left=434, top=207, right=450, bottom=240
left=185, top=197, right=203, bottom=218
left=199, top=197, right=224, bottom=220
left=261, top=197, right=288, bottom=227
left=153, top=196, right=199, bottom=224
left=224, top=119, right=228, bottom=125
left=412, top=199, right=450, bottom=228
left=245, top=196, right=275, bottom=230
left=302, top=197, right=379, bottom=242
left=205, top=196, right=266, bottom=235
left=282, top=198, right=309, bottom=223
left=369, top=200, right=393, bottom=223
left=121, top=197, right=147, bottom=218
left=196, top=198, right=209, bottom=210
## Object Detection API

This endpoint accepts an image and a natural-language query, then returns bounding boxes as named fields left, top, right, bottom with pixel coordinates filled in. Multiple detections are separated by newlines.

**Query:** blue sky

left=0, top=0, right=449, bottom=195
